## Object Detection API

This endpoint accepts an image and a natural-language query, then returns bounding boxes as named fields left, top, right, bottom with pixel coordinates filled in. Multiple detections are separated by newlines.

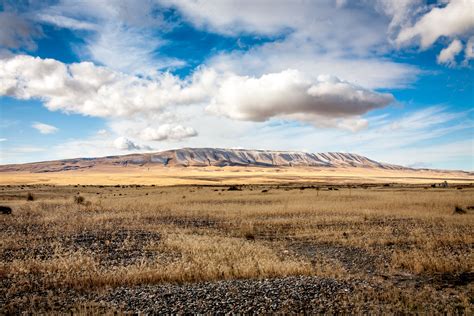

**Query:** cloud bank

left=207, top=70, right=394, bottom=123
left=164, top=0, right=473, bottom=67
left=0, top=55, right=208, bottom=117
left=0, top=55, right=394, bottom=134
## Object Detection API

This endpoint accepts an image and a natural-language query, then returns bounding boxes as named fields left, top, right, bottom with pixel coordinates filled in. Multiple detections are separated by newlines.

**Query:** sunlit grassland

left=1, top=183, right=473, bottom=312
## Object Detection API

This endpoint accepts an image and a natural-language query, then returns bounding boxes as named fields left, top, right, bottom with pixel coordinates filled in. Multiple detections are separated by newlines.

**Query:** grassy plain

left=1, top=180, right=473, bottom=313
left=0, top=165, right=472, bottom=185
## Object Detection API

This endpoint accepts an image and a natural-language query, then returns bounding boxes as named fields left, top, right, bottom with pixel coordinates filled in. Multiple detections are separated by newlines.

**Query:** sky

left=0, top=0, right=473, bottom=170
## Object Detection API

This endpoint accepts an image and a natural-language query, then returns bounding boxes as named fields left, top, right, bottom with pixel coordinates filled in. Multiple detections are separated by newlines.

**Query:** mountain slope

left=0, top=148, right=410, bottom=173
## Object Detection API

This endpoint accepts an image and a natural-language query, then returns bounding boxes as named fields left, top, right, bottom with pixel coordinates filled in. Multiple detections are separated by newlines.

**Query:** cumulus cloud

left=396, top=0, right=474, bottom=49
left=464, top=36, right=474, bottom=63
left=206, top=70, right=394, bottom=124
left=32, top=122, right=58, bottom=134
left=140, top=124, right=198, bottom=141
left=113, top=137, right=152, bottom=151
left=0, top=55, right=209, bottom=118
left=437, top=39, right=463, bottom=66
left=1, top=56, right=393, bottom=132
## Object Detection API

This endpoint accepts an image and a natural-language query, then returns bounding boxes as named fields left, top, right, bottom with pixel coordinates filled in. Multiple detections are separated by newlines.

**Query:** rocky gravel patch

left=2, top=274, right=472, bottom=314
left=95, top=276, right=365, bottom=314
left=288, top=242, right=388, bottom=274
left=1, top=229, right=165, bottom=266
left=66, top=229, right=162, bottom=266
left=1, top=276, right=367, bottom=314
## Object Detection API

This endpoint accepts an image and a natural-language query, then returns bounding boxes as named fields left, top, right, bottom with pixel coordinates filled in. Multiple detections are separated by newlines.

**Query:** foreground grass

left=1, top=183, right=473, bottom=313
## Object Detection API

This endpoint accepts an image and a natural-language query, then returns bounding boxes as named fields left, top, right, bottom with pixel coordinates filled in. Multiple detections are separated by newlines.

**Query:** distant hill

left=0, top=148, right=416, bottom=173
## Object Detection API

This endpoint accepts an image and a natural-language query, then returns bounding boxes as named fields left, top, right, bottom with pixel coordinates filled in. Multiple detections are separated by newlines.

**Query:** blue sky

left=0, top=0, right=473, bottom=170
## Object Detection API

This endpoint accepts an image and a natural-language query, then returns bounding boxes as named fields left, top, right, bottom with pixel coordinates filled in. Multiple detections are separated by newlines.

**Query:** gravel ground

left=288, top=241, right=388, bottom=274
left=94, top=276, right=366, bottom=314
left=1, top=229, right=166, bottom=266
left=2, top=274, right=472, bottom=314
left=67, top=229, right=163, bottom=266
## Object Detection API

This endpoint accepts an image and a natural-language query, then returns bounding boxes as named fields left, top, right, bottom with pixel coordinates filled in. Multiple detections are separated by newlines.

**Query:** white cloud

left=207, top=70, right=394, bottom=124
left=163, top=0, right=386, bottom=55
left=0, top=55, right=209, bottom=118
left=373, top=0, right=423, bottom=39
left=107, top=117, right=199, bottom=143
left=207, top=41, right=420, bottom=90
left=162, top=0, right=304, bottom=36
left=32, top=122, right=58, bottom=134
left=36, top=13, right=97, bottom=31
left=164, top=0, right=472, bottom=68
left=0, top=138, right=6, bottom=142
left=163, top=0, right=425, bottom=86
left=85, top=23, right=184, bottom=75
left=396, top=0, right=474, bottom=49
left=437, top=39, right=463, bottom=66
left=140, top=124, right=198, bottom=141
left=1, top=55, right=393, bottom=133
left=113, top=137, right=152, bottom=151
left=6, top=0, right=424, bottom=87
left=464, top=36, right=474, bottom=63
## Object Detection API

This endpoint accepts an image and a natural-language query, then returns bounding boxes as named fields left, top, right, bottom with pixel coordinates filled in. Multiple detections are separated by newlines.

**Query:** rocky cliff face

left=150, top=148, right=404, bottom=169
left=0, top=148, right=407, bottom=172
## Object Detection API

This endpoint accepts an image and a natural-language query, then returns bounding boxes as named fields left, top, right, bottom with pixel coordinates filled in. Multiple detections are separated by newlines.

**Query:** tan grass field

left=1, top=181, right=473, bottom=313
left=1, top=165, right=472, bottom=185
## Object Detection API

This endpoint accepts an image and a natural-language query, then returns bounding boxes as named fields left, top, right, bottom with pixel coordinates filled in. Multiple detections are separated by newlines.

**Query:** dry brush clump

left=26, top=192, right=35, bottom=201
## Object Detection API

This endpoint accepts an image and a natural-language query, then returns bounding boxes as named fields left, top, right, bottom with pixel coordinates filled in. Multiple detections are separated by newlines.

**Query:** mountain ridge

left=0, top=147, right=419, bottom=173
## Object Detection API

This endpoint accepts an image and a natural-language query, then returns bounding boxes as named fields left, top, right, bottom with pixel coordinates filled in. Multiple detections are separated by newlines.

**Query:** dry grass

left=0, top=165, right=472, bottom=185
left=1, top=182, right=473, bottom=312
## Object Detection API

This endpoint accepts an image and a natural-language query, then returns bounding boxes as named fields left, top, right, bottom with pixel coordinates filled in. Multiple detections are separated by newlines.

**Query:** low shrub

left=26, top=192, right=35, bottom=201
left=74, top=195, right=85, bottom=204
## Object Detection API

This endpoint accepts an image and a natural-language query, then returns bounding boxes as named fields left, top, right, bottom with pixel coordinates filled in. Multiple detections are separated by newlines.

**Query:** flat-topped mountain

left=0, top=148, right=411, bottom=173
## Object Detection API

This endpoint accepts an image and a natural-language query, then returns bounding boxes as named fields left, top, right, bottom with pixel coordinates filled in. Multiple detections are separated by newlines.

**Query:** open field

left=0, top=165, right=473, bottom=185
left=1, top=182, right=473, bottom=313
